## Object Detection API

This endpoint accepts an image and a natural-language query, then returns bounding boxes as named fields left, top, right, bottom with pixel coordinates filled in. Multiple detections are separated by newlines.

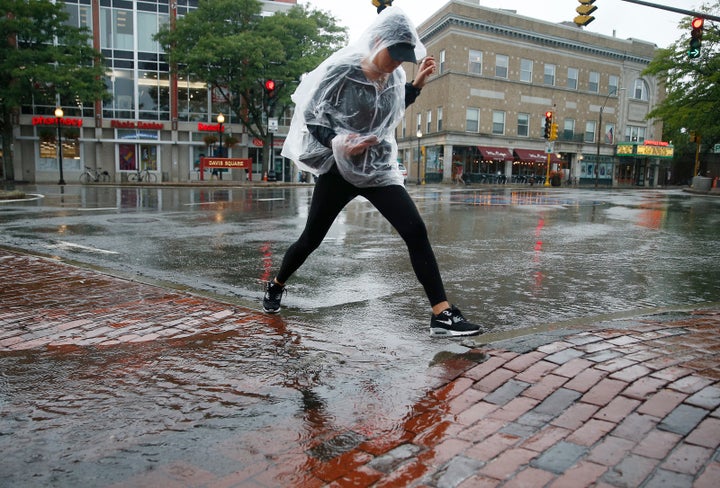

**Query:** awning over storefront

left=478, top=146, right=513, bottom=161
left=513, top=148, right=563, bottom=164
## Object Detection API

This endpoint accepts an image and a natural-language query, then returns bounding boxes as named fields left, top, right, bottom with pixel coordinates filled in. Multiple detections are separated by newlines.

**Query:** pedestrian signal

left=574, top=0, right=596, bottom=27
left=688, top=17, right=704, bottom=59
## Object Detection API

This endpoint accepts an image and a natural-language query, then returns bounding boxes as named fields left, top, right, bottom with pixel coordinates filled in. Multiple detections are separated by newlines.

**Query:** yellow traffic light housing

left=550, top=123, right=559, bottom=141
left=574, top=0, right=596, bottom=27
left=372, top=0, right=393, bottom=14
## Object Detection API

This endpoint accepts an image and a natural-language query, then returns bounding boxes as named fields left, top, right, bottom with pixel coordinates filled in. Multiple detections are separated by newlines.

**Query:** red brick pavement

left=1, top=249, right=719, bottom=487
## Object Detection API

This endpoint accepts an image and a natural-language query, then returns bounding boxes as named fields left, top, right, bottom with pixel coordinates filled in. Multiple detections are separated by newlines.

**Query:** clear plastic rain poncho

left=281, top=8, right=426, bottom=187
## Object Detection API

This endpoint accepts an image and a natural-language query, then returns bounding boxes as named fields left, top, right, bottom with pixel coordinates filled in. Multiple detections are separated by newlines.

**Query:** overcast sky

left=300, top=0, right=703, bottom=50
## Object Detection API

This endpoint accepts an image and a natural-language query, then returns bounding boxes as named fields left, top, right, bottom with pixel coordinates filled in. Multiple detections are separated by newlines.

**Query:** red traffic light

left=691, top=17, right=704, bottom=29
left=545, top=111, right=553, bottom=119
left=264, top=79, right=275, bottom=92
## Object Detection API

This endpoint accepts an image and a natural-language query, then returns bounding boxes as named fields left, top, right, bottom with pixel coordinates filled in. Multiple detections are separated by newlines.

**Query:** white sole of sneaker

left=429, top=327, right=481, bottom=337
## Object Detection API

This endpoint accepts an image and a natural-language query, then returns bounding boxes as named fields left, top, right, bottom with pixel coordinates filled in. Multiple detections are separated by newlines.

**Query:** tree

left=643, top=2, right=720, bottom=179
left=0, top=0, right=109, bottom=180
left=155, top=0, right=346, bottom=174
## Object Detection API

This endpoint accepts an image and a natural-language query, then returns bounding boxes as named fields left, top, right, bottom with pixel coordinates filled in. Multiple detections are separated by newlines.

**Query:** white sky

left=300, top=0, right=703, bottom=49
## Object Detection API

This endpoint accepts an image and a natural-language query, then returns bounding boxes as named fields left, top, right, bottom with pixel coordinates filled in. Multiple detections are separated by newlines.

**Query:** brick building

left=400, top=1, right=668, bottom=186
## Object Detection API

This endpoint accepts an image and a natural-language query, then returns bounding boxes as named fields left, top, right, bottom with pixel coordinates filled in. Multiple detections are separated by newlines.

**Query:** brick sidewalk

left=1, top=249, right=719, bottom=487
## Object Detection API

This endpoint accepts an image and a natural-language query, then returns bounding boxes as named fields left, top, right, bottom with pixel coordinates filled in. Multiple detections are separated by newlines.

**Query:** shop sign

left=617, top=144, right=634, bottom=156
left=617, top=141, right=673, bottom=158
left=111, top=120, right=163, bottom=130
left=32, top=116, right=82, bottom=127
left=252, top=137, right=284, bottom=147
left=198, top=123, right=224, bottom=132
left=637, top=145, right=673, bottom=158
left=201, top=157, right=250, bottom=168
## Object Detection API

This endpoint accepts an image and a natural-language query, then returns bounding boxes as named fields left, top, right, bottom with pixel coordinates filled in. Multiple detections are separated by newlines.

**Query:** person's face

left=373, top=48, right=403, bottom=73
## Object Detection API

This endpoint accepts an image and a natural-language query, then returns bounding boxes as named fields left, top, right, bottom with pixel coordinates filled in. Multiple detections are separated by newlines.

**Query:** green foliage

left=155, top=0, right=346, bottom=148
left=0, top=0, right=108, bottom=179
left=643, top=2, right=720, bottom=157
left=0, top=0, right=108, bottom=110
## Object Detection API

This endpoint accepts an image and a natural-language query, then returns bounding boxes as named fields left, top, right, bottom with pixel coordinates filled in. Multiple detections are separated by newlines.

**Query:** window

left=567, top=68, right=578, bottom=90
left=589, top=71, right=600, bottom=93
left=609, top=75, right=619, bottom=96
left=100, top=8, right=134, bottom=50
left=492, top=111, right=505, bottom=135
left=625, top=125, right=646, bottom=142
left=426, top=110, right=432, bottom=134
left=63, top=2, right=92, bottom=31
left=564, top=119, right=575, bottom=141
left=585, top=121, right=597, bottom=143
left=401, top=117, right=406, bottom=139
left=469, top=50, right=482, bottom=75
left=466, top=108, right=480, bottom=132
left=495, top=54, right=508, bottom=78
left=544, top=64, right=556, bottom=86
left=604, top=123, right=616, bottom=144
left=520, top=59, right=533, bottom=83
left=137, top=12, right=169, bottom=53
left=437, top=107, right=443, bottom=132
left=632, top=79, right=649, bottom=101
left=517, top=113, right=529, bottom=137
left=439, top=50, right=446, bottom=74
left=416, top=113, right=422, bottom=132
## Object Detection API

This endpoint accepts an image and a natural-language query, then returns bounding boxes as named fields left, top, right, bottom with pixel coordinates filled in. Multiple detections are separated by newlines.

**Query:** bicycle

left=128, top=167, right=158, bottom=183
left=79, top=166, right=111, bottom=183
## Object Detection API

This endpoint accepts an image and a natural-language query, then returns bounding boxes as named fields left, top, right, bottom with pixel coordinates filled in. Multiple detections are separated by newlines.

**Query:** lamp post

left=216, top=113, right=224, bottom=180
left=416, top=129, right=422, bottom=185
left=595, top=87, right=623, bottom=189
left=55, top=107, right=65, bottom=185
left=217, top=113, right=225, bottom=156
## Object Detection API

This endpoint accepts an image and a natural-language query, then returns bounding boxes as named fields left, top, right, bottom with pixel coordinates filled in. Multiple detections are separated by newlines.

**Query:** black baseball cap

left=387, top=42, right=417, bottom=63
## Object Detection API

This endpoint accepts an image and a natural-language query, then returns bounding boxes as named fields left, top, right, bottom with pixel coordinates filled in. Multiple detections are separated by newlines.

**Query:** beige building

left=400, top=0, right=667, bottom=186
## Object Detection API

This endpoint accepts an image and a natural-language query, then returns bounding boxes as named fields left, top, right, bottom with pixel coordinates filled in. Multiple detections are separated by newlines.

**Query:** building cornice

left=421, top=15, right=655, bottom=65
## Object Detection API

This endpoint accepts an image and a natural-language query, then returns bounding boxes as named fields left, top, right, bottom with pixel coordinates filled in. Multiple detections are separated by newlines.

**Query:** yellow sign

left=616, top=145, right=634, bottom=156
left=637, top=145, right=674, bottom=158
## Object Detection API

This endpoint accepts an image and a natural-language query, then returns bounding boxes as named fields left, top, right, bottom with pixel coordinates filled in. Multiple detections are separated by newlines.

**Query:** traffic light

left=543, top=111, right=553, bottom=139
left=550, top=123, right=559, bottom=141
left=574, top=0, right=596, bottom=27
left=264, top=79, right=276, bottom=98
left=688, top=17, right=704, bottom=59
left=372, top=0, right=393, bottom=14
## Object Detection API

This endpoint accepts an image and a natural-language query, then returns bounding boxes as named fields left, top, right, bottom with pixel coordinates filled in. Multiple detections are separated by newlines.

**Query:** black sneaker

left=430, top=305, right=483, bottom=337
left=263, top=280, right=286, bottom=313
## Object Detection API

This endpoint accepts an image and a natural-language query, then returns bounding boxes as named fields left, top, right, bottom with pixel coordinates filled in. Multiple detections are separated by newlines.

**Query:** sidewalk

left=1, top=248, right=719, bottom=487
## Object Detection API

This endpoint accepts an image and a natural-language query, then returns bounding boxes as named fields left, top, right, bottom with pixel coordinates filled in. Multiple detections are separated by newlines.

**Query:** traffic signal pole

left=619, top=0, right=720, bottom=23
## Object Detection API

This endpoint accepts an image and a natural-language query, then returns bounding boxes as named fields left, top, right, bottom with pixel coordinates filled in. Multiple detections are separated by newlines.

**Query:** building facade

left=12, top=0, right=297, bottom=184
left=400, top=1, right=669, bottom=186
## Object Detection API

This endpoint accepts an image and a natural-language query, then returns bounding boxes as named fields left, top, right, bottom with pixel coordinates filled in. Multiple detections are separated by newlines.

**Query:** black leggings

left=275, top=171, right=447, bottom=307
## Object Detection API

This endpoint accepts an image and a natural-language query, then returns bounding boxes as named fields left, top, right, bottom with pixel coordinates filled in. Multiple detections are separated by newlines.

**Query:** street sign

left=714, top=143, right=720, bottom=153
left=268, top=118, right=278, bottom=133
left=546, top=142, right=555, bottom=153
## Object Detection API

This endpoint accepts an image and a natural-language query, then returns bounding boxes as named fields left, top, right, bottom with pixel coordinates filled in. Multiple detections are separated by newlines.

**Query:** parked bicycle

left=128, top=167, right=157, bottom=183
left=79, top=166, right=111, bottom=183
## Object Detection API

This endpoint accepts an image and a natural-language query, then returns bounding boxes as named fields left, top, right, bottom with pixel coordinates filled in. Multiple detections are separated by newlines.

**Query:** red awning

left=478, top=146, right=513, bottom=162
left=513, top=148, right=563, bottom=164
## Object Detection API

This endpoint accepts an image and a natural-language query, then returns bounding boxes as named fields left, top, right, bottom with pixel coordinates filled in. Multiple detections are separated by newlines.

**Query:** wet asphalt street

left=1, top=183, right=719, bottom=333
left=1, top=182, right=719, bottom=487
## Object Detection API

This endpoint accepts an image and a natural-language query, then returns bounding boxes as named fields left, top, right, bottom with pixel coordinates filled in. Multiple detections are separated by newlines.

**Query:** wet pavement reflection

left=1, top=183, right=719, bottom=486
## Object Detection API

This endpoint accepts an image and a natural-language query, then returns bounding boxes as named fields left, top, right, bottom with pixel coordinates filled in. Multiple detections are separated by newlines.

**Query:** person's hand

left=413, top=56, right=437, bottom=89
left=345, top=134, right=379, bottom=156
